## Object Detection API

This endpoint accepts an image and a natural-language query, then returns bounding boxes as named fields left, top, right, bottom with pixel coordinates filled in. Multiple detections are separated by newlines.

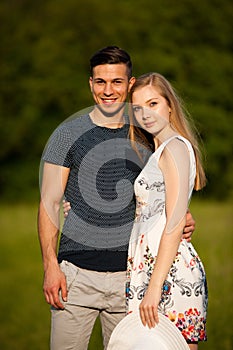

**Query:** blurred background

left=0, top=0, right=232, bottom=349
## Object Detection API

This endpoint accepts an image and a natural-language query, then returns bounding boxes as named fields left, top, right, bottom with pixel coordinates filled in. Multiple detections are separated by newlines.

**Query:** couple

left=38, top=46, right=207, bottom=350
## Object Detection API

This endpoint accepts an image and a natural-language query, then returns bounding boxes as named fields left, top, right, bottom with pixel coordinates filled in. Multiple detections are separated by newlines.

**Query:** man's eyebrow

left=93, top=77, right=126, bottom=82
left=93, top=77, right=106, bottom=82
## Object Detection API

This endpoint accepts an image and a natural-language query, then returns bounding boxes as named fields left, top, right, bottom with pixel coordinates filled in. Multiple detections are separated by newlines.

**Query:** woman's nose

left=142, top=108, right=150, bottom=120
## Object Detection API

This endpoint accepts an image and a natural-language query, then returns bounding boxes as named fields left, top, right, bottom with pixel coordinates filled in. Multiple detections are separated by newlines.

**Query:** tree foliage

left=0, top=0, right=232, bottom=201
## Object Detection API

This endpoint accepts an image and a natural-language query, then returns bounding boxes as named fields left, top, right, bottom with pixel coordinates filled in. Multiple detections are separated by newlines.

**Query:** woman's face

left=132, top=85, right=171, bottom=135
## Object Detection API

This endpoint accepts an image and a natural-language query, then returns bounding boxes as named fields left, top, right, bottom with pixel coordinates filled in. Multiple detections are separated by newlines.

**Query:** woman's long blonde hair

left=128, top=72, right=206, bottom=190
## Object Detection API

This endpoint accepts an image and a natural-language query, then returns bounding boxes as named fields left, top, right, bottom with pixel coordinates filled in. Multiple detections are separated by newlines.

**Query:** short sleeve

left=42, top=124, right=74, bottom=168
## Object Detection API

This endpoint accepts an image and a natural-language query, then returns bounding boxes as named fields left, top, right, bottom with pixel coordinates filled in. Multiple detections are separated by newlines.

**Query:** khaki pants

left=50, top=261, right=127, bottom=350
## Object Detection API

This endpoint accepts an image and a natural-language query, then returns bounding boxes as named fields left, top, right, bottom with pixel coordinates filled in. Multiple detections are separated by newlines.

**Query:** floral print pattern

left=127, top=136, right=208, bottom=343
left=127, top=241, right=208, bottom=342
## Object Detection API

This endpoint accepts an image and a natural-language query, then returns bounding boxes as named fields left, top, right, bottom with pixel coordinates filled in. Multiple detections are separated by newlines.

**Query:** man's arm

left=38, top=162, right=70, bottom=309
left=62, top=201, right=196, bottom=242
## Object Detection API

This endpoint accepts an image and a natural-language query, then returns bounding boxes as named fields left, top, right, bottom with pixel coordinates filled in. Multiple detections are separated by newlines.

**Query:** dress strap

left=155, top=135, right=192, bottom=160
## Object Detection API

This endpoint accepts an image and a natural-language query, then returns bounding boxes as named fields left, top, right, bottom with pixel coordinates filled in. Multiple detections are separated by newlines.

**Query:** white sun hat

left=107, top=312, right=189, bottom=350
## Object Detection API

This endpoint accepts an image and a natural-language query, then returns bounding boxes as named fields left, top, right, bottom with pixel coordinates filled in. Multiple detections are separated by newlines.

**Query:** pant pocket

left=60, top=260, right=79, bottom=291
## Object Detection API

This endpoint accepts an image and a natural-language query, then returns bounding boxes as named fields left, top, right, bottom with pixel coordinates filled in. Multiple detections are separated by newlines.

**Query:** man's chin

left=97, top=102, right=125, bottom=117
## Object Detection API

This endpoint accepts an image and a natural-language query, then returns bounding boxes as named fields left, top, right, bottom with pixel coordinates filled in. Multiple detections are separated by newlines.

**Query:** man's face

left=89, top=63, right=135, bottom=116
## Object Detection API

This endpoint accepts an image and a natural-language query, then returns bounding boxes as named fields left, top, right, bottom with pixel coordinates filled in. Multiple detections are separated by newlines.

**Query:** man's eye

left=95, top=80, right=105, bottom=85
left=114, top=80, right=123, bottom=85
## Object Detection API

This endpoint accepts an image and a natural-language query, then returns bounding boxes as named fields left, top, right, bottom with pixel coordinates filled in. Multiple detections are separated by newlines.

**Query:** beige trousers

left=50, top=261, right=127, bottom=350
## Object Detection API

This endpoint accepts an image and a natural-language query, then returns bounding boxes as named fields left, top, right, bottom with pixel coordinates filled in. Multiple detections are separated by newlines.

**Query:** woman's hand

left=139, top=286, right=161, bottom=328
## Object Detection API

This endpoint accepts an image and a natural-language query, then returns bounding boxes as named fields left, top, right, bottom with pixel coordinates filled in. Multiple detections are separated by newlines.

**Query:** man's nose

left=103, top=83, right=113, bottom=95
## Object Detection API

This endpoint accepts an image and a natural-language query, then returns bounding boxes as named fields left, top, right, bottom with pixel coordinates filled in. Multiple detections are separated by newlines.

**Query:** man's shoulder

left=52, top=113, right=93, bottom=140
left=42, top=114, right=92, bottom=164
left=60, top=113, right=91, bottom=129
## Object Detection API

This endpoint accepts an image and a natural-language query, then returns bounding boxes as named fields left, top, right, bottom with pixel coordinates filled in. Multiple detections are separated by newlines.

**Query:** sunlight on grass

left=0, top=200, right=232, bottom=349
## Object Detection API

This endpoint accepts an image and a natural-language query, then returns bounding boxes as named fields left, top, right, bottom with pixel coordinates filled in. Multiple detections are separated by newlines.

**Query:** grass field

left=0, top=199, right=232, bottom=350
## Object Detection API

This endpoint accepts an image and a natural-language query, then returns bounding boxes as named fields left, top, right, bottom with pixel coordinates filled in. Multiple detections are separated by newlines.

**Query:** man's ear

left=89, top=77, right=93, bottom=92
left=128, top=76, right=136, bottom=92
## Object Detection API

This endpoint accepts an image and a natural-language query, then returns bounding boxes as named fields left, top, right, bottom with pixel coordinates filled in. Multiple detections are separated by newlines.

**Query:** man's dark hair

left=90, top=46, right=132, bottom=79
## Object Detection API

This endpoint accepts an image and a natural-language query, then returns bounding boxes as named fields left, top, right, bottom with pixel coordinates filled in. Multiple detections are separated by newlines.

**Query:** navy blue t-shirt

left=42, top=114, right=149, bottom=271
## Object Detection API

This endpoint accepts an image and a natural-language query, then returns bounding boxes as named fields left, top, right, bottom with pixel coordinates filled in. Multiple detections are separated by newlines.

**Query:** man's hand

left=183, top=209, right=195, bottom=242
left=43, top=265, right=67, bottom=309
left=63, top=200, right=71, bottom=218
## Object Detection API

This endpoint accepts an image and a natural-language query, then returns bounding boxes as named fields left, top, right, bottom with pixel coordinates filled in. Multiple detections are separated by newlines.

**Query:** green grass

left=0, top=199, right=232, bottom=349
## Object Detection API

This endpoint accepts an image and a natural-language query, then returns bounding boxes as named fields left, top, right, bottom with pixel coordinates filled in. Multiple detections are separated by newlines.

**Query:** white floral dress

left=126, top=136, right=208, bottom=343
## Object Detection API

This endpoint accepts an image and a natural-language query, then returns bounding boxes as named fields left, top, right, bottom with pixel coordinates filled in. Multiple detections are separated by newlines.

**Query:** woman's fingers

left=139, top=304, right=158, bottom=328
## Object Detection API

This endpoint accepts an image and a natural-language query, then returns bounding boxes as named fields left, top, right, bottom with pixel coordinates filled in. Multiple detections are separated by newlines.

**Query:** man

left=38, top=46, right=195, bottom=350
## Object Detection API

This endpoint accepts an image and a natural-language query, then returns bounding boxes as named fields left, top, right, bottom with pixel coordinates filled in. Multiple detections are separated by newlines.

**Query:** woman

left=126, top=72, right=207, bottom=349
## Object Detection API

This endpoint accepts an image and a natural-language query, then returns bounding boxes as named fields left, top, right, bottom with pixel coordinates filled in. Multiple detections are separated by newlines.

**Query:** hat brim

left=107, top=312, right=189, bottom=350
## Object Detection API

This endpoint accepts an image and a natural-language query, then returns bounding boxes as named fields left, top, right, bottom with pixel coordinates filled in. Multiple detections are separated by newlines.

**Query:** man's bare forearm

left=38, top=200, right=60, bottom=271
left=38, top=163, right=70, bottom=308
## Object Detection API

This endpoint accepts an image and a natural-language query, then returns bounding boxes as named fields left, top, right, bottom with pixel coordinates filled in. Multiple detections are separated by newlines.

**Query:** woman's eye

left=150, top=102, right=158, bottom=107
left=133, top=106, right=142, bottom=113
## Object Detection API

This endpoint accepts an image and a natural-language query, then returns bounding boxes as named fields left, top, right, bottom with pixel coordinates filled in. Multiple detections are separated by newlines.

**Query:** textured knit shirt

left=42, top=114, right=149, bottom=271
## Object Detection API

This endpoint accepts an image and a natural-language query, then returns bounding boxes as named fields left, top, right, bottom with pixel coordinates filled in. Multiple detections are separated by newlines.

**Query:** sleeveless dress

left=126, top=136, right=208, bottom=343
